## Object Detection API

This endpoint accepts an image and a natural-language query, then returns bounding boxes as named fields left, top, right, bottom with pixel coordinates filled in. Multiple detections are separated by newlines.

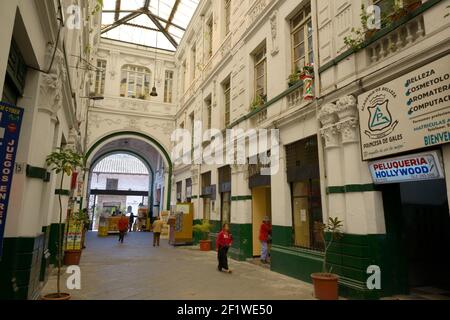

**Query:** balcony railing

left=367, top=14, right=425, bottom=64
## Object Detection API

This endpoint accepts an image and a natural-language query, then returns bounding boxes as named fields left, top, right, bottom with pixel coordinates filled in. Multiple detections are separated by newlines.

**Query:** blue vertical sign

left=0, top=102, right=24, bottom=259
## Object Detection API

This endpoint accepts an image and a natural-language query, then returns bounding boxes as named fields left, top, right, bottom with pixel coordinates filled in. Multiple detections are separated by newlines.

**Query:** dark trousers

left=118, top=230, right=126, bottom=243
left=217, top=246, right=229, bottom=271
left=153, top=232, right=161, bottom=246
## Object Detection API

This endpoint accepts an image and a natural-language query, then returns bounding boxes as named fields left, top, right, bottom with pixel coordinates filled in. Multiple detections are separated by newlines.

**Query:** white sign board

left=369, top=151, right=445, bottom=184
left=358, top=55, right=450, bottom=160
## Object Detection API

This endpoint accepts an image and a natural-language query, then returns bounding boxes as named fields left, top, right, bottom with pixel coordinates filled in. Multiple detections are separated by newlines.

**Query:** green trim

left=85, top=131, right=172, bottom=210
left=191, top=195, right=198, bottom=199
left=227, top=81, right=305, bottom=129
left=319, top=0, right=442, bottom=74
left=0, top=235, right=45, bottom=300
left=326, top=184, right=378, bottom=194
left=228, top=223, right=253, bottom=261
left=26, top=165, right=50, bottom=182
left=231, top=195, right=252, bottom=201
left=54, top=189, right=70, bottom=196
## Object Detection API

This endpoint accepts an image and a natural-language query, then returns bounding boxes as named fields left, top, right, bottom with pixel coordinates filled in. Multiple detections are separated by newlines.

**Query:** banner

left=0, top=102, right=24, bottom=259
left=358, top=55, right=450, bottom=160
left=369, top=151, right=445, bottom=184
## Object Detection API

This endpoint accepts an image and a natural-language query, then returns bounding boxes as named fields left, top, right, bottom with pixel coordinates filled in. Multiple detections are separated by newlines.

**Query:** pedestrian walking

left=259, top=216, right=272, bottom=264
left=118, top=214, right=128, bottom=243
left=216, top=223, right=233, bottom=273
left=152, top=217, right=164, bottom=247
left=128, top=211, right=135, bottom=232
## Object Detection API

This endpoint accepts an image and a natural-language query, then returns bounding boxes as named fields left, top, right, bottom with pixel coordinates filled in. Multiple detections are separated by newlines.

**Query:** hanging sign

left=369, top=151, right=445, bottom=184
left=0, top=102, right=24, bottom=259
left=358, top=55, right=450, bottom=160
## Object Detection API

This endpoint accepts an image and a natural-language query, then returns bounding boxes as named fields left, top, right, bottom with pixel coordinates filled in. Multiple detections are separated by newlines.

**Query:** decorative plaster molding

left=270, top=11, right=279, bottom=56
left=336, top=118, right=359, bottom=144
left=317, top=102, right=339, bottom=127
left=38, top=47, right=65, bottom=116
left=336, top=95, right=358, bottom=120
left=320, top=126, right=340, bottom=149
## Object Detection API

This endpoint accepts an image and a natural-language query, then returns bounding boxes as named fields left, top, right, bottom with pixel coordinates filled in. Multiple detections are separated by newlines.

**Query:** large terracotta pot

left=311, top=273, right=339, bottom=300
left=64, top=250, right=82, bottom=265
left=199, top=240, right=212, bottom=251
left=41, top=293, right=71, bottom=300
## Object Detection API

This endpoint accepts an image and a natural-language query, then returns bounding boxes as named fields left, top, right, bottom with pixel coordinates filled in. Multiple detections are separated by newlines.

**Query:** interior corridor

left=40, top=232, right=314, bottom=300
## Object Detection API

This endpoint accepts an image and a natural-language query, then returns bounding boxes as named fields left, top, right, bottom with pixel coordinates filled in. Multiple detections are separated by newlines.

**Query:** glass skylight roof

left=101, top=0, right=200, bottom=51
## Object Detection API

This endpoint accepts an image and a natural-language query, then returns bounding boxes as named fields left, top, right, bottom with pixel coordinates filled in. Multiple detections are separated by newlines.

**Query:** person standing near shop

left=259, top=216, right=272, bottom=264
left=128, top=210, right=135, bottom=232
left=118, top=214, right=129, bottom=244
left=216, top=223, right=233, bottom=273
left=152, top=217, right=164, bottom=247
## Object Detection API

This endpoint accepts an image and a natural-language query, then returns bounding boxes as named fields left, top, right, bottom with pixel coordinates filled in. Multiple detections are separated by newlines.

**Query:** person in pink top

left=216, top=223, right=233, bottom=273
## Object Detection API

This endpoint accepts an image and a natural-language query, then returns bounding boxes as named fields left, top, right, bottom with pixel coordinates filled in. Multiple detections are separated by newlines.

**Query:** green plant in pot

left=193, top=220, right=212, bottom=251
left=311, top=217, right=344, bottom=300
left=250, top=94, right=265, bottom=111
left=288, top=65, right=301, bottom=87
left=42, top=148, right=84, bottom=300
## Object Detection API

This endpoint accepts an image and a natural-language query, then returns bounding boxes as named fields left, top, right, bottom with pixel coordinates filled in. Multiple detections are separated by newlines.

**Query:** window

left=95, top=59, right=107, bottom=95
left=186, top=178, right=192, bottom=202
left=106, top=178, right=119, bottom=190
left=179, top=121, right=184, bottom=129
left=164, top=70, right=174, bottom=103
left=120, top=65, right=151, bottom=99
left=223, top=79, right=231, bottom=127
left=291, top=6, right=313, bottom=71
left=176, top=181, right=182, bottom=202
left=254, top=46, right=267, bottom=100
left=206, top=18, right=213, bottom=59
left=182, top=60, right=187, bottom=92
left=225, top=0, right=231, bottom=36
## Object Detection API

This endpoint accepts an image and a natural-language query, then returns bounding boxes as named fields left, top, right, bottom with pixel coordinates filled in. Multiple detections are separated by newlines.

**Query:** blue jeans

left=260, top=241, right=268, bottom=261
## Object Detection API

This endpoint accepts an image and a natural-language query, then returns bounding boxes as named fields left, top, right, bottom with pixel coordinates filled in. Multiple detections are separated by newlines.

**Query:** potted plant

left=288, top=66, right=301, bottom=87
left=193, top=220, right=212, bottom=251
left=250, top=94, right=265, bottom=111
left=389, top=2, right=408, bottom=22
left=403, top=0, right=422, bottom=13
left=311, top=217, right=344, bottom=300
left=42, top=148, right=84, bottom=300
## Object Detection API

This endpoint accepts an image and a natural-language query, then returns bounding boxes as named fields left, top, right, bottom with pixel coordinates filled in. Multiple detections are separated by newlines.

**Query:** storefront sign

left=0, top=102, right=24, bottom=259
left=358, top=55, right=450, bottom=160
left=369, top=151, right=445, bottom=184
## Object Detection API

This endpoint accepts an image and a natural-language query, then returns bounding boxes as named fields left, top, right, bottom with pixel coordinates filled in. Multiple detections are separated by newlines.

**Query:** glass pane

left=294, top=43, right=305, bottom=60
left=293, top=29, right=304, bottom=45
left=293, top=181, right=309, bottom=197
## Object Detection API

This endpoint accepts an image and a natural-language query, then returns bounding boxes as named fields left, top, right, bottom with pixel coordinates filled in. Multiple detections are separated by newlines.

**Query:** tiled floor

left=41, top=232, right=315, bottom=300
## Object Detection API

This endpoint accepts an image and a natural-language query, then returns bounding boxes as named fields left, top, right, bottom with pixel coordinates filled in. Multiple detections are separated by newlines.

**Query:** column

left=318, top=102, right=346, bottom=224
left=336, top=95, right=385, bottom=234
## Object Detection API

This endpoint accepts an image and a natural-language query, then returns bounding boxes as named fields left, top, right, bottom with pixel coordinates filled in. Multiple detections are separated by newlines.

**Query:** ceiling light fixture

left=150, top=0, right=160, bottom=97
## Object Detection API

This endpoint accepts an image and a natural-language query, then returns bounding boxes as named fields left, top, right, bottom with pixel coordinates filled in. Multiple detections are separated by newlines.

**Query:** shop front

left=218, top=166, right=231, bottom=226
left=358, top=54, right=450, bottom=295
left=248, top=159, right=272, bottom=258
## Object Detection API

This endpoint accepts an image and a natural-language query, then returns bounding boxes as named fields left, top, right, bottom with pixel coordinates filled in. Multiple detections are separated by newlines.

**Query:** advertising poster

left=358, top=55, right=450, bottom=160
left=0, top=102, right=24, bottom=259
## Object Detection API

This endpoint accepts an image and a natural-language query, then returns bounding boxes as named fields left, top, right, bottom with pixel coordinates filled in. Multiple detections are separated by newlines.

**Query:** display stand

left=168, top=203, right=193, bottom=246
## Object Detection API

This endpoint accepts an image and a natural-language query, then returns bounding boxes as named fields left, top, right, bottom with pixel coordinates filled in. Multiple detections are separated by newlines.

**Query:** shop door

left=203, top=197, right=211, bottom=221
left=221, top=192, right=231, bottom=225
left=251, top=186, right=272, bottom=257
left=400, top=179, right=450, bottom=289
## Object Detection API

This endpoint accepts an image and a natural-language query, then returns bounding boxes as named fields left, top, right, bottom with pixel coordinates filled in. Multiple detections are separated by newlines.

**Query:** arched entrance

left=85, top=132, right=173, bottom=218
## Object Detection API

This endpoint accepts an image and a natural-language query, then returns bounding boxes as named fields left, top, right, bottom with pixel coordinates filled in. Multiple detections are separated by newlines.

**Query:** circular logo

left=7, top=123, right=17, bottom=133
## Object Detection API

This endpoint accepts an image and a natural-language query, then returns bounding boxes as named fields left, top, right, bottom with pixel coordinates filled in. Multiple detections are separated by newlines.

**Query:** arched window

left=120, top=65, right=152, bottom=100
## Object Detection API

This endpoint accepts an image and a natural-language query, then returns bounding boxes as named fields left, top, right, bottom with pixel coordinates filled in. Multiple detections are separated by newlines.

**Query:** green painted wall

left=228, top=223, right=252, bottom=261
left=39, top=226, right=51, bottom=283
left=269, top=225, right=400, bottom=299
left=0, top=235, right=45, bottom=300
left=48, top=223, right=65, bottom=265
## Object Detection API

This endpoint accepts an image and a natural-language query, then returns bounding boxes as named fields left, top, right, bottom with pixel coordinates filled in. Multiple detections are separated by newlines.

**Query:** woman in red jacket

left=216, top=223, right=233, bottom=273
